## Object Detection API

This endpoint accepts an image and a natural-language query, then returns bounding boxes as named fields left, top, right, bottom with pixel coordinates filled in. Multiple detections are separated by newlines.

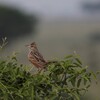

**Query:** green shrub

left=0, top=52, right=97, bottom=100
left=0, top=37, right=98, bottom=100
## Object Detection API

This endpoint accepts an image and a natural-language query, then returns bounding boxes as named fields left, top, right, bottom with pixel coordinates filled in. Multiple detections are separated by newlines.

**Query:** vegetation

left=0, top=38, right=98, bottom=100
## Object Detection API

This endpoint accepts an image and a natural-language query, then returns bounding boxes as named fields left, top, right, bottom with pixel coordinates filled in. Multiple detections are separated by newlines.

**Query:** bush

left=0, top=52, right=97, bottom=100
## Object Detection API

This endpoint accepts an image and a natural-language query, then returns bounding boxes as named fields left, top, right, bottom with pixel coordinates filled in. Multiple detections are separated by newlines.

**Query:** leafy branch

left=0, top=53, right=98, bottom=100
left=0, top=37, right=8, bottom=49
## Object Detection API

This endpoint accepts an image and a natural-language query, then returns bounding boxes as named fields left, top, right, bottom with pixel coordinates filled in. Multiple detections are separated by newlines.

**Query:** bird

left=26, top=42, right=48, bottom=71
left=26, top=42, right=58, bottom=72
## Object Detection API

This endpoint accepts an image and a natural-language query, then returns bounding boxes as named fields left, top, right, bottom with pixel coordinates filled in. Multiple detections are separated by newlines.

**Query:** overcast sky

left=0, top=0, right=99, bottom=20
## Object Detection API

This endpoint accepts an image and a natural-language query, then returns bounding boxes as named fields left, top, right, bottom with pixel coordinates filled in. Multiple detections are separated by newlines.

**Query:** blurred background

left=0, top=0, right=100, bottom=99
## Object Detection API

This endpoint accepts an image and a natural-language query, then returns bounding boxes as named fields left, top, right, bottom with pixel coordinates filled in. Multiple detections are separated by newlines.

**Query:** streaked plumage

left=26, top=42, right=47, bottom=71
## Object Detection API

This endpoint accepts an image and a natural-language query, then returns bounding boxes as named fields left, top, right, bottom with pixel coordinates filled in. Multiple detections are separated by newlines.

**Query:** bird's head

left=26, top=42, right=37, bottom=50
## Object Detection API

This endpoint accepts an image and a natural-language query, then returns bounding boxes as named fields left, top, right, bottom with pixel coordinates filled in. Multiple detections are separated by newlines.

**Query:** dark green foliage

left=0, top=53, right=97, bottom=100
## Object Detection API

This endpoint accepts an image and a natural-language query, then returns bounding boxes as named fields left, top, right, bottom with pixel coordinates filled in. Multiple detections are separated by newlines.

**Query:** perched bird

left=26, top=42, right=58, bottom=71
left=26, top=42, right=47, bottom=71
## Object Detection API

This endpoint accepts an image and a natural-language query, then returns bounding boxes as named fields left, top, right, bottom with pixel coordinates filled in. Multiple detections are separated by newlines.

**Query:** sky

left=0, top=0, right=99, bottom=20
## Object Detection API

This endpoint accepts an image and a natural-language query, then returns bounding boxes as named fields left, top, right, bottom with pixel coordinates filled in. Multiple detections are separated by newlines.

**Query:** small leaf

left=70, top=76, right=76, bottom=87
left=86, top=85, right=90, bottom=89
left=65, top=55, right=73, bottom=59
left=75, top=58, right=82, bottom=65
left=72, top=92, right=80, bottom=100
left=83, top=77, right=88, bottom=85
left=96, top=71, right=100, bottom=75
left=88, top=73, right=91, bottom=77
left=91, top=71, right=97, bottom=80
left=73, top=62, right=82, bottom=68
left=77, top=79, right=82, bottom=87
left=81, top=66, right=88, bottom=73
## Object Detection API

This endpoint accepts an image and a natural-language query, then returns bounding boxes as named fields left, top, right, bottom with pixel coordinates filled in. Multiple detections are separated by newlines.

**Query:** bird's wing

left=35, top=50, right=46, bottom=61
left=30, top=51, right=46, bottom=64
left=29, top=56, right=44, bottom=68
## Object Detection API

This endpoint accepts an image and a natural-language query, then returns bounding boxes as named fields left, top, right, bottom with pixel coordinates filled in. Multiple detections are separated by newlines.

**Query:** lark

left=26, top=42, right=48, bottom=71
